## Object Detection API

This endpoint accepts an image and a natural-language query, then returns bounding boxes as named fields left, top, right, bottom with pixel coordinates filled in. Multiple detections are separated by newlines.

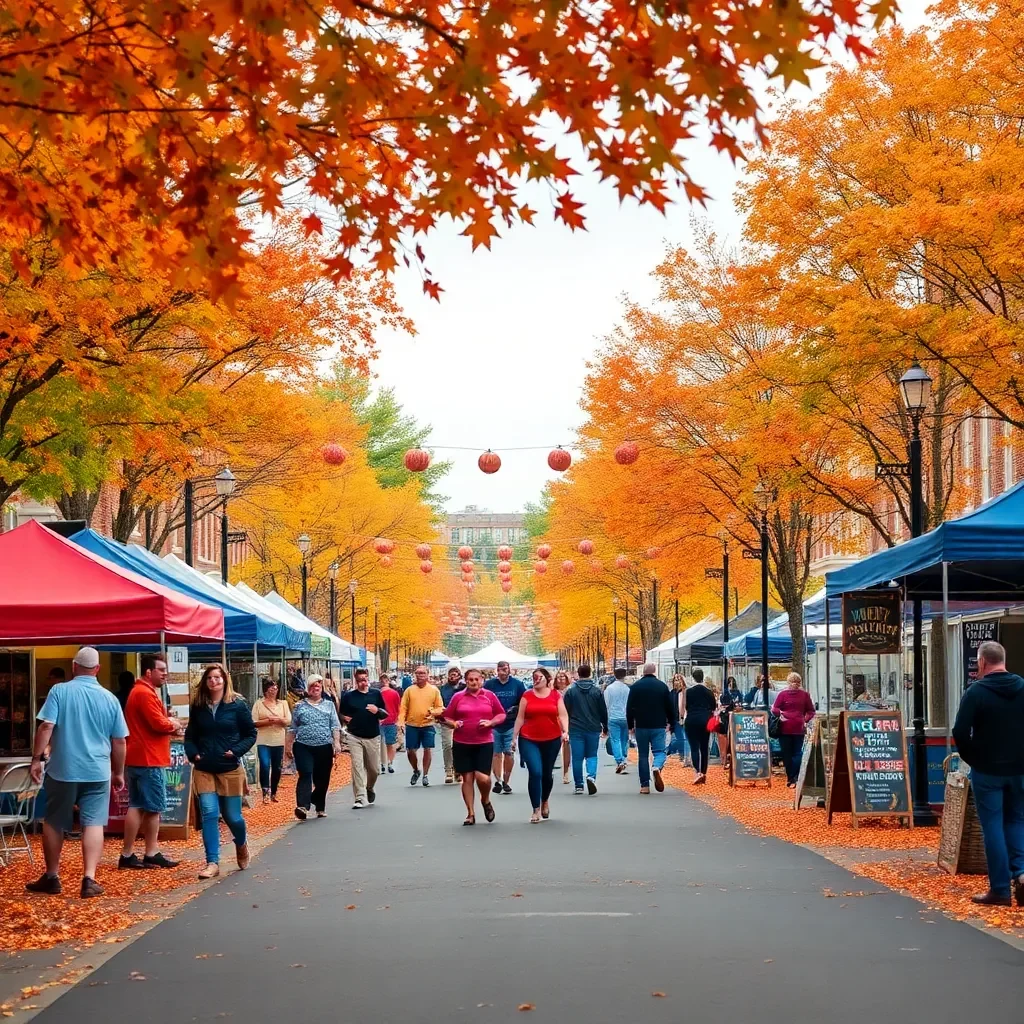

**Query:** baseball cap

left=74, top=646, right=100, bottom=669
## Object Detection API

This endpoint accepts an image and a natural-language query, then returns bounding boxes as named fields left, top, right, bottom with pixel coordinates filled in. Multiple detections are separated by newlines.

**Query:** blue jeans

left=668, top=723, right=688, bottom=763
left=608, top=720, right=630, bottom=765
left=971, top=771, right=1024, bottom=896
left=519, top=737, right=561, bottom=810
left=197, top=791, right=246, bottom=865
left=569, top=730, right=600, bottom=787
left=634, top=727, right=667, bottom=788
left=256, top=744, right=284, bottom=796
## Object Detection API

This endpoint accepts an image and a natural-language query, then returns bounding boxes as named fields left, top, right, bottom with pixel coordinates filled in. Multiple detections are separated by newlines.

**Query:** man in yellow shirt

left=398, top=665, right=443, bottom=786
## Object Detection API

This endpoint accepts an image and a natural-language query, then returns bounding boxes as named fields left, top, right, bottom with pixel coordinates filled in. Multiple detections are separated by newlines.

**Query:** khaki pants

left=348, top=734, right=380, bottom=802
left=441, top=726, right=454, bottom=776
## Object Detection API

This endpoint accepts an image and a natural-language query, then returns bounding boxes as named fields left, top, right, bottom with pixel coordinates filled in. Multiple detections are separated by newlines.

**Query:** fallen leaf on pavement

left=763, top=959, right=774, bottom=964
left=517, top=1004, right=535, bottom=1012
left=652, top=991, right=667, bottom=998
left=290, top=964, right=304, bottom=969
left=129, top=972, right=146, bottom=981
left=345, top=905, right=357, bottom=910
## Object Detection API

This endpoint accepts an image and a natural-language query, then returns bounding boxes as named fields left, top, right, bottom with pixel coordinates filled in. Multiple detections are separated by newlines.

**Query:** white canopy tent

left=257, top=588, right=362, bottom=663
left=460, top=640, right=538, bottom=671
left=646, top=615, right=718, bottom=678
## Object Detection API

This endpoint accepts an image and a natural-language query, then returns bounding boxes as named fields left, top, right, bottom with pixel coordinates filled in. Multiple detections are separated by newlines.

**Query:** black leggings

left=294, top=742, right=334, bottom=812
left=685, top=721, right=711, bottom=775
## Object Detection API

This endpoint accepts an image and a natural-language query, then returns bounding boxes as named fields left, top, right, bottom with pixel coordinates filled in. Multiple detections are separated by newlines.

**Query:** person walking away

left=379, top=676, right=401, bottom=774
left=485, top=661, right=526, bottom=794
left=115, top=669, right=134, bottom=712
left=119, top=655, right=184, bottom=869
left=26, top=647, right=128, bottom=898
left=252, top=679, right=291, bottom=802
left=604, top=668, right=631, bottom=774
left=439, top=669, right=505, bottom=824
left=339, top=669, right=389, bottom=809
left=683, top=668, right=716, bottom=785
left=288, top=675, right=342, bottom=820
left=439, top=667, right=466, bottom=784
left=512, top=668, right=569, bottom=823
left=771, top=672, right=815, bottom=788
left=669, top=674, right=689, bottom=765
left=952, top=641, right=1024, bottom=906
left=626, top=663, right=676, bottom=795
left=563, top=665, right=608, bottom=795
left=184, top=664, right=256, bottom=880
left=552, top=671, right=572, bottom=783
left=398, top=665, right=443, bottom=786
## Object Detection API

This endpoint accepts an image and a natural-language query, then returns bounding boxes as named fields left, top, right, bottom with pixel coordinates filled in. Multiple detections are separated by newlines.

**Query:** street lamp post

left=900, top=362, right=937, bottom=826
left=215, top=467, right=237, bottom=584
left=612, top=596, right=619, bottom=669
left=720, top=528, right=730, bottom=683
left=297, top=532, right=311, bottom=615
left=373, top=596, right=380, bottom=669
left=624, top=602, right=630, bottom=671
left=348, top=578, right=358, bottom=645
left=754, top=482, right=771, bottom=711
left=183, top=479, right=195, bottom=566
left=328, top=561, right=339, bottom=633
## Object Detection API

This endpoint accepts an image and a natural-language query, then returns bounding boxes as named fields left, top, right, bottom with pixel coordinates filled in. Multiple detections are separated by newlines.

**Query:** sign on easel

left=729, top=710, right=771, bottom=787
left=106, top=742, right=193, bottom=841
left=826, top=711, right=912, bottom=827
left=794, top=717, right=834, bottom=809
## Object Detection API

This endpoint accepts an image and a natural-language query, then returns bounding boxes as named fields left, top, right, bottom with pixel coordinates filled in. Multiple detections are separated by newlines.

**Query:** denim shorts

left=43, top=777, right=110, bottom=831
left=127, top=765, right=168, bottom=813
left=492, top=727, right=514, bottom=755
left=404, top=724, right=436, bottom=750
left=381, top=723, right=398, bottom=745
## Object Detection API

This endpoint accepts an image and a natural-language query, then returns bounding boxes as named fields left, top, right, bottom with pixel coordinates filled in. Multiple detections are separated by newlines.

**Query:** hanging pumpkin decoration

left=615, top=441, right=640, bottom=465
left=415, top=543, right=432, bottom=560
left=457, top=545, right=474, bottom=561
left=462, top=572, right=474, bottom=582
left=403, top=448, right=431, bottom=472
left=321, top=443, right=348, bottom=466
left=536, top=543, right=552, bottom=560
left=501, top=580, right=513, bottom=593
left=500, top=573, right=512, bottom=584
left=420, top=560, right=433, bottom=574
left=577, top=539, right=594, bottom=555
left=379, top=554, right=393, bottom=568
left=478, top=450, right=501, bottom=474
left=497, top=560, right=512, bottom=574
left=497, top=545, right=514, bottom=561
left=374, top=537, right=394, bottom=555
left=615, top=553, right=630, bottom=569
left=461, top=560, right=474, bottom=573
left=589, top=558, right=603, bottom=573
left=534, top=560, right=548, bottom=574
left=547, top=447, right=571, bottom=472
left=561, top=560, right=575, bottom=574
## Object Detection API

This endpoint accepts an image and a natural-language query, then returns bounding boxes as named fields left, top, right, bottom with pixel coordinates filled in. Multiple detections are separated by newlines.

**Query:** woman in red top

left=511, top=668, right=569, bottom=823
left=771, top=672, right=816, bottom=788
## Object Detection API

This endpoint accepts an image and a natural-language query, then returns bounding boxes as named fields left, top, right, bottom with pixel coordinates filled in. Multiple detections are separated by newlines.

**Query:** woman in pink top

left=439, top=668, right=506, bottom=825
left=771, top=672, right=816, bottom=788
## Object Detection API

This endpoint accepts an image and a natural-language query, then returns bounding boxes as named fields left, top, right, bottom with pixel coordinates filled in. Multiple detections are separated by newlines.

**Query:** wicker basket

left=938, top=759, right=988, bottom=875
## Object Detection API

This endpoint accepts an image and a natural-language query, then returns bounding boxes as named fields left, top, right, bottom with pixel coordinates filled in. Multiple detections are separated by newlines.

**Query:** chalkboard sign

left=963, top=619, right=999, bottom=688
left=728, top=710, right=772, bottom=787
left=826, top=711, right=912, bottom=827
left=106, top=741, right=193, bottom=841
left=841, top=590, right=902, bottom=655
left=794, top=717, right=833, bottom=809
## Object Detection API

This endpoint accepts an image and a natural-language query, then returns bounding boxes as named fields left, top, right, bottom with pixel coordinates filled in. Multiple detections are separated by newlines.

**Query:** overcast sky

left=372, top=2, right=930, bottom=516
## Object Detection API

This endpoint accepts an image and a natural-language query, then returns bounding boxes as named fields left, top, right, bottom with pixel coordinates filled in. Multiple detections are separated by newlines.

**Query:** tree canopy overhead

left=0, top=0, right=893, bottom=300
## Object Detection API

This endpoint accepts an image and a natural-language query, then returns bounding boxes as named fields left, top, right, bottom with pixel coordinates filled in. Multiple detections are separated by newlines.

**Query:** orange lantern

left=415, top=543, right=432, bottom=560
left=534, top=560, right=548, bottom=574
left=497, top=545, right=513, bottom=561
left=615, top=441, right=639, bottom=465
left=478, top=450, right=501, bottom=474
left=646, top=546, right=661, bottom=559
left=420, top=560, right=433, bottom=574
left=462, top=572, right=474, bottom=583
left=497, top=560, right=512, bottom=573
left=547, top=447, right=571, bottom=472
left=615, top=553, right=630, bottom=569
left=590, top=558, right=602, bottom=572
left=379, top=554, right=393, bottom=568
left=461, top=560, right=474, bottom=573
left=501, top=580, right=513, bottom=593
left=373, top=537, right=394, bottom=555
left=577, top=539, right=594, bottom=555
left=403, top=448, right=431, bottom=472
left=561, top=560, right=575, bottom=574
left=537, top=544, right=552, bottom=560
left=500, top=573, right=512, bottom=584
left=321, top=443, right=348, bottom=466
left=457, top=545, right=474, bottom=561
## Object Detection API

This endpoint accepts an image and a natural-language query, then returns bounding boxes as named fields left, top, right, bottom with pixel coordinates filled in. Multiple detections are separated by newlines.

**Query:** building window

left=495, top=528, right=504, bottom=543
left=464, top=528, right=473, bottom=543
left=981, top=415, right=991, bottom=502
left=1005, top=422, right=1015, bottom=491
left=450, top=528, right=460, bottom=543
left=962, top=417, right=973, bottom=470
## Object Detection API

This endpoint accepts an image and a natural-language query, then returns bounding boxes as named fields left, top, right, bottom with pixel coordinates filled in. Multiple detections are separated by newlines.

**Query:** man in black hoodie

left=952, top=640, right=1024, bottom=907
left=563, top=665, right=608, bottom=795
left=626, top=662, right=677, bottom=795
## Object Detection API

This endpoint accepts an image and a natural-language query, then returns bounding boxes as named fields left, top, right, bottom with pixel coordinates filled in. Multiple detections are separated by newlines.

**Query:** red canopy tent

left=0, top=520, right=224, bottom=645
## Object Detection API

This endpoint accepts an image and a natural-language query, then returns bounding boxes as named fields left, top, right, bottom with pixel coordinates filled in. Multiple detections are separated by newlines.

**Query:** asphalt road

left=33, top=750, right=1024, bottom=1024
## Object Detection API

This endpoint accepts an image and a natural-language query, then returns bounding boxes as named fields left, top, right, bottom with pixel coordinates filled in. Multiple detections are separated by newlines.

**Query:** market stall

left=460, top=640, right=538, bottom=672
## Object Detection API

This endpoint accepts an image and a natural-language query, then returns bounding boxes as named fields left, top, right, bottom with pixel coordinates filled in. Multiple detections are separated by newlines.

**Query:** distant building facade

left=441, top=506, right=528, bottom=547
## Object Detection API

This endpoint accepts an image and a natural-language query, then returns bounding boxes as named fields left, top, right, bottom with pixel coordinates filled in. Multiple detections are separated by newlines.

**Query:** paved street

left=34, top=753, right=1024, bottom=1024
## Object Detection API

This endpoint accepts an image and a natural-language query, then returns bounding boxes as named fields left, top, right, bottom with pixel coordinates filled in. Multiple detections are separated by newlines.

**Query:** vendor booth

left=461, top=640, right=538, bottom=672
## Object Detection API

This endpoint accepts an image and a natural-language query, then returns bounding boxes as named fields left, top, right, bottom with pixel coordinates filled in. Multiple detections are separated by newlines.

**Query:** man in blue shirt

left=485, top=661, right=526, bottom=794
left=26, top=647, right=129, bottom=899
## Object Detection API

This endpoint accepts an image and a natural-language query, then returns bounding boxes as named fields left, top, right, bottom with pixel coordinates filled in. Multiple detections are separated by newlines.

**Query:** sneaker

left=575, top=786, right=585, bottom=795
left=380, top=765, right=387, bottom=774
left=586, top=777, right=597, bottom=796
left=422, top=776, right=430, bottom=787
left=653, top=768, right=665, bottom=793
left=410, top=770, right=421, bottom=786
left=80, top=877, right=105, bottom=899
left=445, top=773, right=455, bottom=785
left=367, top=788, right=376, bottom=804
left=143, top=852, right=179, bottom=869
left=615, top=763, right=626, bottom=775
left=118, top=853, right=146, bottom=870
left=352, top=799, right=365, bottom=809
left=494, top=776, right=503, bottom=791
left=294, top=806, right=307, bottom=820
left=25, top=872, right=62, bottom=895
left=639, top=786, right=651, bottom=794
left=502, top=782, right=512, bottom=795
left=387, top=765, right=395, bottom=774
left=198, top=862, right=220, bottom=879
left=1015, top=874, right=1024, bottom=908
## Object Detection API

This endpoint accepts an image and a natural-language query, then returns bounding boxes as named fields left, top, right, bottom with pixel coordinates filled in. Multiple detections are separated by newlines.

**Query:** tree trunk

left=57, top=486, right=102, bottom=525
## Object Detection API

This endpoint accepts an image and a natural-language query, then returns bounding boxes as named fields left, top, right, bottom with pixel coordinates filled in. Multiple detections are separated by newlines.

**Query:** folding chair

left=0, top=763, right=41, bottom=867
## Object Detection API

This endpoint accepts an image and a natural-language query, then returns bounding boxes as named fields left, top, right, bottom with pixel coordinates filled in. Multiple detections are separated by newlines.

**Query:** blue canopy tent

left=723, top=630, right=813, bottom=661
left=538, top=652, right=559, bottom=668
left=69, top=529, right=311, bottom=655
left=684, top=602, right=780, bottom=662
left=428, top=650, right=450, bottom=668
